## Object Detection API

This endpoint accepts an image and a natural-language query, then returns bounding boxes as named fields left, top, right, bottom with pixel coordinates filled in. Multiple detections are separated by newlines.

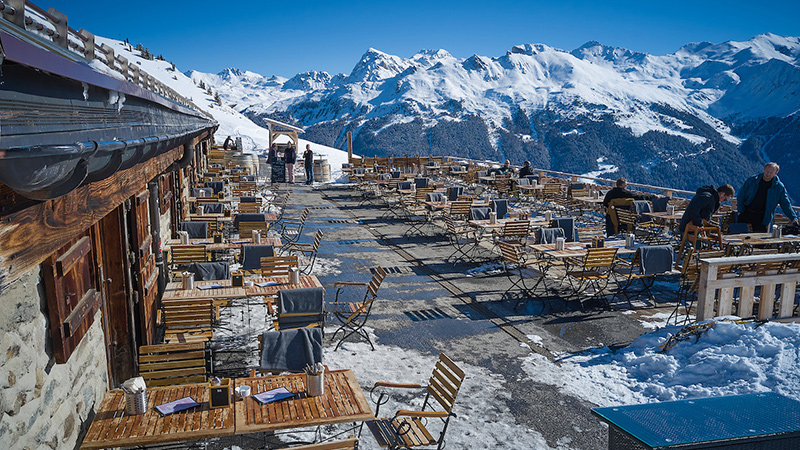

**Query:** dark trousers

left=740, top=209, right=767, bottom=233
left=305, top=165, right=314, bottom=184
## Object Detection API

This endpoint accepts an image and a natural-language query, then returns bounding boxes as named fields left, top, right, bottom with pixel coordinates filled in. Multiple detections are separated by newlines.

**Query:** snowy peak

left=283, top=70, right=334, bottom=91
left=347, top=48, right=412, bottom=82
left=570, top=41, right=648, bottom=66
left=676, top=33, right=800, bottom=66
left=409, top=49, right=454, bottom=68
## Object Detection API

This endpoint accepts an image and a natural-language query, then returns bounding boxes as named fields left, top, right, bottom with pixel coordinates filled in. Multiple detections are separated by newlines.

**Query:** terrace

left=80, top=150, right=800, bottom=449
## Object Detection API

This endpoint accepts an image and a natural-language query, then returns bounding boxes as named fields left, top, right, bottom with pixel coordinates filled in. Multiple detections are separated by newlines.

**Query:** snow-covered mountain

left=189, top=33, right=800, bottom=199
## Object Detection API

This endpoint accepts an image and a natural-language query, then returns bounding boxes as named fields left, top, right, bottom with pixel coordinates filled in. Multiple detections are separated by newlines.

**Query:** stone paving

left=205, top=181, right=683, bottom=450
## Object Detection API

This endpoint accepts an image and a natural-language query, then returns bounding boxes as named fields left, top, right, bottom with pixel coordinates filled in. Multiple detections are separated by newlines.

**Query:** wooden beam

left=0, top=146, right=183, bottom=294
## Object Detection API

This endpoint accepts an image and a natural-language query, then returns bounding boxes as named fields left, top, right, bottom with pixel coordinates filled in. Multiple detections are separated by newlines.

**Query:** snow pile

left=522, top=319, right=800, bottom=408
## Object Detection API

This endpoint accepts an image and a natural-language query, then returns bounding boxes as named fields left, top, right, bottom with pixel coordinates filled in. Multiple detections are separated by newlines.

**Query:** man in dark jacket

left=679, top=184, right=735, bottom=234
left=737, top=163, right=798, bottom=232
left=602, top=178, right=652, bottom=235
left=518, top=161, right=534, bottom=178
left=303, top=144, right=314, bottom=185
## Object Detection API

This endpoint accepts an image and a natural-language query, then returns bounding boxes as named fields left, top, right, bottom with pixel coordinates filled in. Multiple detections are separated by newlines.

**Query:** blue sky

left=48, top=0, right=800, bottom=78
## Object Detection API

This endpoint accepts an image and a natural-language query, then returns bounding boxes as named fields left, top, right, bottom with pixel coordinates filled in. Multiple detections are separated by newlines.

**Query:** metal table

left=592, top=392, right=800, bottom=449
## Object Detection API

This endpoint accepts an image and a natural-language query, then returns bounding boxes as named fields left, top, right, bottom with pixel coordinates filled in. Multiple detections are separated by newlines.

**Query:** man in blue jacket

left=679, top=184, right=735, bottom=234
left=737, top=163, right=799, bottom=232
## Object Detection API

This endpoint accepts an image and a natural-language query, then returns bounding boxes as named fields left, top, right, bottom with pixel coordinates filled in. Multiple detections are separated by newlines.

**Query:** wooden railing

left=696, top=253, right=800, bottom=321
left=0, top=0, right=202, bottom=112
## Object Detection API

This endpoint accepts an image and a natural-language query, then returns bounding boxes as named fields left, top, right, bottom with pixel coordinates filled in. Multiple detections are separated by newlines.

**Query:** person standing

left=737, top=162, right=799, bottom=232
left=303, top=144, right=314, bottom=185
left=679, top=184, right=735, bottom=234
left=284, top=144, right=297, bottom=183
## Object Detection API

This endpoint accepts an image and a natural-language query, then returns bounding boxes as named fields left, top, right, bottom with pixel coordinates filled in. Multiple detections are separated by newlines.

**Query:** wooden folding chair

left=170, top=244, right=208, bottom=270
left=366, top=354, right=465, bottom=450
left=238, top=202, right=262, bottom=214
left=499, top=241, right=548, bottom=311
left=138, top=342, right=208, bottom=387
left=278, top=207, right=310, bottom=244
left=565, top=247, right=619, bottom=309
left=676, top=219, right=723, bottom=269
left=260, top=255, right=299, bottom=277
left=239, top=220, right=269, bottom=237
left=274, top=437, right=358, bottom=450
left=492, top=220, right=530, bottom=248
left=159, top=297, right=214, bottom=343
left=282, top=229, right=323, bottom=274
left=444, top=216, right=480, bottom=265
left=328, top=267, right=387, bottom=350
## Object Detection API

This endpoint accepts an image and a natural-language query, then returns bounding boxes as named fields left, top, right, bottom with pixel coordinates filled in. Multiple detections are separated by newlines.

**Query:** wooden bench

left=138, top=342, right=208, bottom=387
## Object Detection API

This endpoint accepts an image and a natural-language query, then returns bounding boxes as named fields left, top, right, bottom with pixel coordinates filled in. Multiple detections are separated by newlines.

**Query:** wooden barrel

left=230, top=154, right=259, bottom=176
left=313, top=159, right=331, bottom=183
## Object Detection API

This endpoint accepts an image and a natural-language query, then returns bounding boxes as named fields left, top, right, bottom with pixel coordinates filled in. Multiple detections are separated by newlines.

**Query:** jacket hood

left=696, top=185, right=718, bottom=196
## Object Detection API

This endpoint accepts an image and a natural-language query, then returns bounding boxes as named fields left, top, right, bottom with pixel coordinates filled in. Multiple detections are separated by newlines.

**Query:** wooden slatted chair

left=138, top=342, right=208, bottom=387
left=328, top=267, right=387, bottom=351
left=278, top=207, right=310, bottom=244
left=238, top=202, right=261, bottom=214
left=447, top=201, right=472, bottom=223
left=160, top=297, right=214, bottom=343
left=282, top=229, right=323, bottom=274
left=366, top=354, right=465, bottom=450
left=492, top=220, right=531, bottom=248
left=565, top=247, right=619, bottom=309
left=676, top=219, right=723, bottom=269
left=239, top=220, right=269, bottom=238
left=170, top=244, right=208, bottom=269
left=238, top=180, right=257, bottom=192
left=444, top=216, right=480, bottom=265
left=499, top=241, right=548, bottom=310
left=261, top=255, right=299, bottom=277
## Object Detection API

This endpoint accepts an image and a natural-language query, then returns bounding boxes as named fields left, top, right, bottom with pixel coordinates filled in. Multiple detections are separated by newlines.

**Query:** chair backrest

left=171, top=244, right=207, bottom=265
left=469, top=207, right=491, bottom=221
left=277, top=287, right=325, bottom=330
left=203, top=202, right=224, bottom=214
left=448, top=201, right=472, bottom=218
left=543, top=183, right=562, bottom=197
left=193, top=187, right=213, bottom=197
left=638, top=245, right=674, bottom=275
left=186, top=261, right=230, bottom=281
left=258, top=328, right=323, bottom=373
left=415, top=188, right=434, bottom=202
left=492, top=199, right=509, bottom=219
left=426, top=353, right=465, bottom=414
left=261, top=255, right=299, bottom=277
left=138, top=342, right=207, bottom=387
left=447, top=186, right=463, bottom=201
left=499, top=241, right=523, bottom=266
left=367, top=267, right=388, bottom=300
left=239, top=221, right=269, bottom=236
left=581, top=248, right=618, bottom=270
left=427, top=192, right=445, bottom=203
left=240, top=196, right=261, bottom=203
left=536, top=227, right=565, bottom=244
left=311, top=230, right=324, bottom=251
left=517, top=177, right=530, bottom=186
left=614, top=207, right=637, bottom=233
left=552, top=217, right=575, bottom=242
left=239, top=202, right=261, bottom=214
left=414, top=177, right=430, bottom=189
left=181, top=221, right=208, bottom=239
left=577, top=226, right=604, bottom=242
left=499, top=220, right=530, bottom=239
left=241, top=245, right=276, bottom=271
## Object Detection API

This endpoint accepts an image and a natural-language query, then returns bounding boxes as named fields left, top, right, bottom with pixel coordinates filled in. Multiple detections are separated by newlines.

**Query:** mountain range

left=188, top=33, right=800, bottom=200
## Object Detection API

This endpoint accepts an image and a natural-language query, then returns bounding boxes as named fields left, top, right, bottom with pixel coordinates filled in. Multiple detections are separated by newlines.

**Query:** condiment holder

left=626, top=233, right=636, bottom=249
left=252, top=230, right=261, bottom=244
left=489, top=212, right=497, bottom=224
left=290, top=267, right=300, bottom=285
left=305, top=363, right=325, bottom=397
left=182, top=271, right=194, bottom=290
left=555, top=237, right=565, bottom=251
left=667, top=205, right=675, bottom=216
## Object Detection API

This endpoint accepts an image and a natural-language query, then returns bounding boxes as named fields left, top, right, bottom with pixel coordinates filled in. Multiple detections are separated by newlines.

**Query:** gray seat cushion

left=241, top=245, right=275, bottom=271
left=180, top=221, right=208, bottom=239
left=259, top=328, right=323, bottom=373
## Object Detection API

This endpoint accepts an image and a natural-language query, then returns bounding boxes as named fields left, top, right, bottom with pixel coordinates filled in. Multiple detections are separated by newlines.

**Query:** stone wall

left=0, top=268, right=108, bottom=450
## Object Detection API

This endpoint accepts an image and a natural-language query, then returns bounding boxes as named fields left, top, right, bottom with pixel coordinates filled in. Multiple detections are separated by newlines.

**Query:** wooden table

left=80, top=383, right=234, bottom=449
left=163, top=237, right=282, bottom=252
left=529, top=239, right=636, bottom=259
left=163, top=279, right=246, bottom=302
left=235, top=370, right=374, bottom=434
left=469, top=218, right=548, bottom=232
left=722, top=232, right=800, bottom=247
left=244, top=275, right=322, bottom=297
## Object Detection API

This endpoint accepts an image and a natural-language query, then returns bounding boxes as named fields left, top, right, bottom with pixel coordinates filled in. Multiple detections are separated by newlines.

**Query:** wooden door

left=96, top=211, right=136, bottom=386
left=130, top=190, right=159, bottom=345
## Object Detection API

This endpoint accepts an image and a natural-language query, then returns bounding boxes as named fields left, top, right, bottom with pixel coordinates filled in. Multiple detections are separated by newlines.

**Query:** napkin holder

left=231, top=271, right=243, bottom=287
left=213, top=233, right=223, bottom=244
left=209, top=378, right=231, bottom=409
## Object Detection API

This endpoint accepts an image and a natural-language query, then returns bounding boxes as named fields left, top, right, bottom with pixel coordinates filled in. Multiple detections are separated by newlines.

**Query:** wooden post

left=696, top=264, right=717, bottom=321
left=347, top=131, right=353, bottom=160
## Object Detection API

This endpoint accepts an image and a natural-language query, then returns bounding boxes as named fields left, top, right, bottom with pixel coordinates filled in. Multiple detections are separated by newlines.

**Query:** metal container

left=667, top=205, right=675, bottom=216
left=626, top=233, right=635, bottom=249
left=179, top=231, right=190, bottom=244
left=290, top=267, right=300, bottom=285
left=124, top=390, right=147, bottom=415
left=555, top=237, right=565, bottom=251
left=252, top=230, right=261, bottom=243
left=307, top=374, right=325, bottom=397
left=182, top=272, right=194, bottom=290
left=545, top=211, right=552, bottom=222
left=489, top=212, right=497, bottom=224
left=773, top=226, right=783, bottom=238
